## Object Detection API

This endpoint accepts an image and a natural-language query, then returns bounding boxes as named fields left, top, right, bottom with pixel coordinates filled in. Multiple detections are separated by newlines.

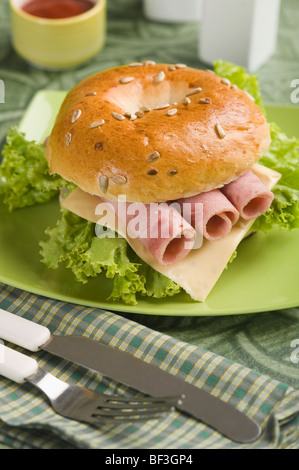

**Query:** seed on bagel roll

left=45, top=63, right=271, bottom=203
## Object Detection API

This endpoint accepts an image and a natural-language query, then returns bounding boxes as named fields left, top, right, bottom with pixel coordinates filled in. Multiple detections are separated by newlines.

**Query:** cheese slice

left=61, top=164, right=281, bottom=302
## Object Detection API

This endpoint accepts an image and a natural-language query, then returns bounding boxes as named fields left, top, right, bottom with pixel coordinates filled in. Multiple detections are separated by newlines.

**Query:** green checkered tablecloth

left=0, top=283, right=298, bottom=449
left=0, top=0, right=298, bottom=449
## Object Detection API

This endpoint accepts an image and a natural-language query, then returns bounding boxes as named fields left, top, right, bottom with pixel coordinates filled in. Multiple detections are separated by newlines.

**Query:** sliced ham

left=221, top=170, right=274, bottom=220
left=98, top=199, right=196, bottom=265
left=176, top=189, right=239, bottom=240
left=89, top=168, right=275, bottom=266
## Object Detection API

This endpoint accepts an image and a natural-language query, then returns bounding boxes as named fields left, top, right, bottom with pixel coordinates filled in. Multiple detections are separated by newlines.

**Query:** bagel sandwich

left=1, top=61, right=298, bottom=305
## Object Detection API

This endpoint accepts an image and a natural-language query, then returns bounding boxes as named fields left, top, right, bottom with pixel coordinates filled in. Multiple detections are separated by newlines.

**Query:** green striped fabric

left=0, top=283, right=298, bottom=449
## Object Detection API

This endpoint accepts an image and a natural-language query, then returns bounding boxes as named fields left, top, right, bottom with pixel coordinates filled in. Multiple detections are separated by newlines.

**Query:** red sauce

left=22, top=0, right=95, bottom=19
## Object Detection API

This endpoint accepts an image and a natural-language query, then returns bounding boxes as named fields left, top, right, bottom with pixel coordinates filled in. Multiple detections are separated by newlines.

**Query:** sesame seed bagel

left=45, top=63, right=271, bottom=203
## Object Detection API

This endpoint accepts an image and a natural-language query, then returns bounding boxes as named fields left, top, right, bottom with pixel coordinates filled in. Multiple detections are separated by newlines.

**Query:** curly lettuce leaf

left=253, top=123, right=299, bottom=232
left=0, top=127, right=74, bottom=211
left=137, top=262, right=181, bottom=299
left=214, top=60, right=264, bottom=111
left=40, top=208, right=181, bottom=305
left=214, top=61, right=299, bottom=233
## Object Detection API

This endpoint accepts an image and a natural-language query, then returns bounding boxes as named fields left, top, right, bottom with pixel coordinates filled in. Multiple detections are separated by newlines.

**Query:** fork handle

left=0, top=308, right=51, bottom=351
left=0, top=344, right=38, bottom=383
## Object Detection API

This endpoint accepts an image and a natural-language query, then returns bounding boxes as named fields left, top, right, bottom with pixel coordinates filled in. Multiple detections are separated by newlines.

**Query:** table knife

left=0, top=308, right=261, bottom=443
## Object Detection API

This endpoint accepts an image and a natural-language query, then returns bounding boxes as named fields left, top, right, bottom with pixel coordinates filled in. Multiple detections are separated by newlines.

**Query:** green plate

left=0, top=91, right=298, bottom=316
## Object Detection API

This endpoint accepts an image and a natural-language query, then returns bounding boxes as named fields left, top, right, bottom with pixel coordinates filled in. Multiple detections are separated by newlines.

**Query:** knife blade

left=0, top=308, right=261, bottom=442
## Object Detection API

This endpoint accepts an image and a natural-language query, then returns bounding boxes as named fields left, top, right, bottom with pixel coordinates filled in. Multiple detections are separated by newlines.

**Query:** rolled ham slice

left=176, top=189, right=239, bottom=241
left=221, top=170, right=274, bottom=220
left=99, top=199, right=196, bottom=265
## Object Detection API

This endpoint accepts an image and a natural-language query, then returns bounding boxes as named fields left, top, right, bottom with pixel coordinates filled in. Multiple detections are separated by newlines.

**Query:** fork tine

left=102, top=394, right=183, bottom=407
left=94, top=401, right=179, bottom=411
left=94, top=403, right=176, bottom=416
left=91, top=408, right=173, bottom=421
left=92, top=413, right=168, bottom=423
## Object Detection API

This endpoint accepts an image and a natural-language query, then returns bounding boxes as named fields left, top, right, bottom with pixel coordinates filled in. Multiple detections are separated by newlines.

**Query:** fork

left=0, top=344, right=183, bottom=425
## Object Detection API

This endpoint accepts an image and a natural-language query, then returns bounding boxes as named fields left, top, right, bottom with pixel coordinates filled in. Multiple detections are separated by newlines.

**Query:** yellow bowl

left=9, top=0, right=106, bottom=70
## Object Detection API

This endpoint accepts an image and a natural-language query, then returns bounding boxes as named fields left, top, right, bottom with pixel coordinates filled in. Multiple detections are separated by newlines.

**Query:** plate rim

left=1, top=271, right=298, bottom=316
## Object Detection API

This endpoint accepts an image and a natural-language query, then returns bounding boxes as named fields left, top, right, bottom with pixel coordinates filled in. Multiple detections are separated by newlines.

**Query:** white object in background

left=199, top=0, right=281, bottom=72
left=143, top=0, right=202, bottom=23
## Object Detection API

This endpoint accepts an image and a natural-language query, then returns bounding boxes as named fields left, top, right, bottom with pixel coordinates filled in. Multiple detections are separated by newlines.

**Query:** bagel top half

left=45, top=63, right=271, bottom=203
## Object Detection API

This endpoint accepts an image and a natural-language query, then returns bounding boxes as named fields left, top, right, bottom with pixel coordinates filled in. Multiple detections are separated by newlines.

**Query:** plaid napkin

left=0, top=283, right=298, bottom=449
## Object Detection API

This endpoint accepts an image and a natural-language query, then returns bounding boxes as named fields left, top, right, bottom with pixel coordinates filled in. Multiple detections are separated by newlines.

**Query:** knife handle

left=0, top=308, right=51, bottom=352
left=0, top=344, right=38, bottom=383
